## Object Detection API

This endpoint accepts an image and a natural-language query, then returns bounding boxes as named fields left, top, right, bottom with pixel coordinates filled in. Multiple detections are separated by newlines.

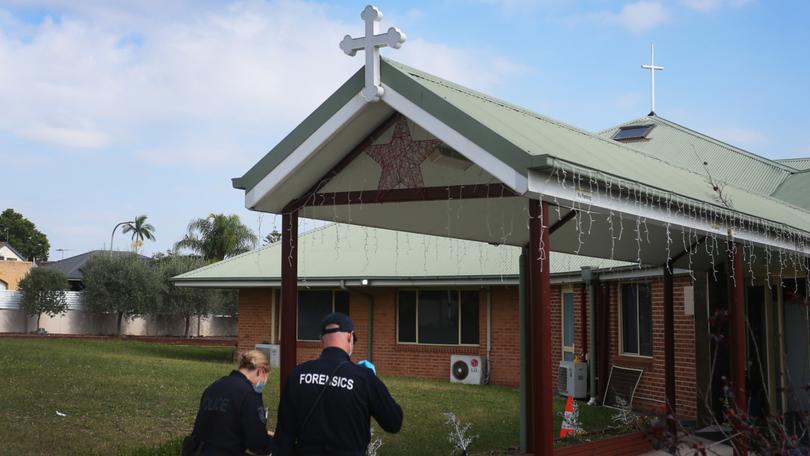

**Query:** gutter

left=172, top=273, right=593, bottom=289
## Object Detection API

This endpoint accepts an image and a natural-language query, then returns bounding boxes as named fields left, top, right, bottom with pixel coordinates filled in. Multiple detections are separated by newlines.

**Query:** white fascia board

left=174, top=280, right=282, bottom=288
left=597, top=267, right=691, bottom=282
left=245, top=92, right=369, bottom=210
left=528, top=170, right=810, bottom=256
left=381, top=84, right=529, bottom=195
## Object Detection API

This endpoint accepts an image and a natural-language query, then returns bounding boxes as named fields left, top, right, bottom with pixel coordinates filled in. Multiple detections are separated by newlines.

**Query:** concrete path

left=642, top=436, right=734, bottom=456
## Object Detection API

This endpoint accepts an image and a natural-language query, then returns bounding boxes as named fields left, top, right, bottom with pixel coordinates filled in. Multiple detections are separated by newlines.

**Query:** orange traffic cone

left=559, top=395, right=576, bottom=438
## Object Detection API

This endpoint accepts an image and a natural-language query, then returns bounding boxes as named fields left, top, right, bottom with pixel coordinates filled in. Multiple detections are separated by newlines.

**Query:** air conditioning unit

left=450, top=355, right=486, bottom=385
left=558, top=360, right=588, bottom=399
left=255, top=343, right=280, bottom=369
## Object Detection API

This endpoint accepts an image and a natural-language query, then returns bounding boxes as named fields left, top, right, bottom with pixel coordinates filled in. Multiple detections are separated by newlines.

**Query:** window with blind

left=297, top=290, right=350, bottom=341
left=397, top=290, right=479, bottom=345
left=620, top=283, right=652, bottom=356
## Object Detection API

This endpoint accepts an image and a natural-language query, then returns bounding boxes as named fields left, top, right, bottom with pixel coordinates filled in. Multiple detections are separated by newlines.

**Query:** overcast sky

left=1, top=0, right=808, bottom=259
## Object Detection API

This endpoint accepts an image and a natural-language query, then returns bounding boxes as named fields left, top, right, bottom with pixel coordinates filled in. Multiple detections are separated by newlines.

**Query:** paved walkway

left=642, top=436, right=733, bottom=455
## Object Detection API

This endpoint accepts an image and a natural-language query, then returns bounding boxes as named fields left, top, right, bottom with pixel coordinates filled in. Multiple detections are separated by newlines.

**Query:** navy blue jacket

left=192, top=370, right=276, bottom=456
left=274, top=347, right=403, bottom=456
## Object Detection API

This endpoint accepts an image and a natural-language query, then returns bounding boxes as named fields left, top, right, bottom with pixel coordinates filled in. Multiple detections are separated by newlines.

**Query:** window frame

left=396, top=289, right=480, bottom=346
left=296, top=290, right=349, bottom=342
left=561, top=290, right=575, bottom=361
left=612, top=124, right=655, bottom=141
left=618, top=282, right=653, bottom=358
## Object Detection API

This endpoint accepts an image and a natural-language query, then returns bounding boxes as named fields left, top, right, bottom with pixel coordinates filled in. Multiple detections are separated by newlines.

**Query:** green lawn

left=0, top=338, right=616, bottom=456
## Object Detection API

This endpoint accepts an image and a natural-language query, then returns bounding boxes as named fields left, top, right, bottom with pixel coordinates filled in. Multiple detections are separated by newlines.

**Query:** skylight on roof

left=612, top=124, right=655, bottom=141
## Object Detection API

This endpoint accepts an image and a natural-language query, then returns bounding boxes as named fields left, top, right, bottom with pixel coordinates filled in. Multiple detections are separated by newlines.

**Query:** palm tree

left=174, top=213, right=257, bottom=260
left=122, top=215, right=156, bottom=252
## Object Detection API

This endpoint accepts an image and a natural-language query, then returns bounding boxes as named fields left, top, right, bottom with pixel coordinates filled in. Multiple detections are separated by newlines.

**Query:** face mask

left=253, top=372, right=267, bottom=394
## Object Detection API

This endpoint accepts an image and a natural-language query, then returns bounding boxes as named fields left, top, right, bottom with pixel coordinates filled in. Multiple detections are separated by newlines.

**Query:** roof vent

left=612, top=124, right=655, bottom=141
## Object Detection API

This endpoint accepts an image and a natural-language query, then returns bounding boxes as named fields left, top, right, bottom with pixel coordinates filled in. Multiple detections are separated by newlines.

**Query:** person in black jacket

left=191, top=350, right=276, bottom=456
left=274, top=312, right=403, bottom=456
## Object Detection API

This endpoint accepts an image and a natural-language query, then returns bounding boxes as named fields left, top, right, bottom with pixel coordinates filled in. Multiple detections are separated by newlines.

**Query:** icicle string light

left=541, top=160, right=810, bottom=288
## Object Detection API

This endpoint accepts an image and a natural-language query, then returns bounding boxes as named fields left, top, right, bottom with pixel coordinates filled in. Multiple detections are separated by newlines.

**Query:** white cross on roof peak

left=641, top=44, right=664, bottom=115
left=340, top=5, right=406, bottom=102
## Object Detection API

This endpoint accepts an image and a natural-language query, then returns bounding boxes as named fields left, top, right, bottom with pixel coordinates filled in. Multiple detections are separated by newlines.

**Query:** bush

left=81, top=253, right=162, bottom=335
left=18, top=267, right=69, bottom=331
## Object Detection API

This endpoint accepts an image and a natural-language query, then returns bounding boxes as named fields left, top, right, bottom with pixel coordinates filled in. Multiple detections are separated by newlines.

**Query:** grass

left=0, top=338, right=616, bottom=456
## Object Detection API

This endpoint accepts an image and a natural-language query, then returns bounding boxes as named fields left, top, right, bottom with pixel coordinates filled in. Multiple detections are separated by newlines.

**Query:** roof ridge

left=385, top=58, right=609, bottom=142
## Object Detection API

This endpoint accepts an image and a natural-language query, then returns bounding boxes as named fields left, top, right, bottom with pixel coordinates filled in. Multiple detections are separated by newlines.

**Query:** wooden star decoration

left=365, top=116, right=443, bottom=190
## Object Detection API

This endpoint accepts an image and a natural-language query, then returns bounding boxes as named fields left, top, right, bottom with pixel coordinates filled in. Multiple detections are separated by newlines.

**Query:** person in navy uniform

left=191, top=350, right=277, bottom=456
left=274, top=312, right=403, bottom=456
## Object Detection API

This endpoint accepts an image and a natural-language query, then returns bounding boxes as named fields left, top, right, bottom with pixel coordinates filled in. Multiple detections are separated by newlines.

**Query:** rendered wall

left=0, top=291, right=236, bottom=337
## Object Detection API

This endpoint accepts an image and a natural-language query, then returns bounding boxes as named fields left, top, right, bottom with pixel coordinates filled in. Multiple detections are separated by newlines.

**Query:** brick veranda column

left=728, top=242, right=747, bottom=456
left=528, top=199, right=552, bottom=455
left=663, top=264, right=677, bottom=436
left=280, top=210, right=298, bottom=392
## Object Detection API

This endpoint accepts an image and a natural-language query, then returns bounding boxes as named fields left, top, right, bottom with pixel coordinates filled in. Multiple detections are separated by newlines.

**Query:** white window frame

left=618, top=282, right=653, bottom=358
left=396, top=289, right=480, bottom=346
left=561, top=289, right=575, bottom=361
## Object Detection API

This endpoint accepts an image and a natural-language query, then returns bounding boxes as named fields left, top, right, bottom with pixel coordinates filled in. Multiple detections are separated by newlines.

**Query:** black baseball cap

left=320, top=312, right=354, bottom=335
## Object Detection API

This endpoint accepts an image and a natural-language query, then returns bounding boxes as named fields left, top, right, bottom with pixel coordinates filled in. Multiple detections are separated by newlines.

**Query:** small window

left=297, top=290, right=350, bottom=341
left=397, top=290, right=479, bottom=345
left=562, top=292, right=575, bottom=361
left=620, top=283, right=653, bottom=356
left=612, top=124, right=654, bottom=141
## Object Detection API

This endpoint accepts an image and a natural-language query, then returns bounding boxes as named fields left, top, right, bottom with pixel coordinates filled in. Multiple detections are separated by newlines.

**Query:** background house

left=0, top=241, right=32, bottom=291
left=43, top=250, right=148, bottom=291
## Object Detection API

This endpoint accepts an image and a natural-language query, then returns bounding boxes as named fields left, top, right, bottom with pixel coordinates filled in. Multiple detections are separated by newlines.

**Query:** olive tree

left=155, top=255, right=223, bottom=337
left=81, top=253, right=162, bottom=336
left=18, top=267, right=69, bottom=332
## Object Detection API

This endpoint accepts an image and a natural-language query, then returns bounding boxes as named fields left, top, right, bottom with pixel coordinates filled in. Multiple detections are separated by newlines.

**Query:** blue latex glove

left=357, top=359, right=377, bottom=375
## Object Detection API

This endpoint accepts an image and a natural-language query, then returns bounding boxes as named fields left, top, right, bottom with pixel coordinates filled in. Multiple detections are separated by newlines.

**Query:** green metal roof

left=173, top=223, right=630, bottom=285
left=234, top=58, right=810, bottom=237
left=598, top=115, right=794, bottom=195
left=777, top=158, right=810, bottom=171
left=771, top=171, right=810, bottom=211
left=383, top=60, right=810, bottom=233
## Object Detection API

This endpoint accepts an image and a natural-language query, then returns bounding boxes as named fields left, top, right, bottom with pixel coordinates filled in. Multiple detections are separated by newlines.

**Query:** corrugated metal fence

left=0, top=291, right=83, bottom=310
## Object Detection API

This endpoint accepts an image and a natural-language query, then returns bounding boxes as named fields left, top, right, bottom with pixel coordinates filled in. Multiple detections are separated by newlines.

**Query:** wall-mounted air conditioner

left=558, top=360, right=588, bottom=399
left=450, top=355, right=486, bottom=385
left=255, top=343, right=280, bottom=368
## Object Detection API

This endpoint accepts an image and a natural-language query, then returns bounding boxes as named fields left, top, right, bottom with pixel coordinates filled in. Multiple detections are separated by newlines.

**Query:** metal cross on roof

left=340, top=5, right=406, bottom=102
left=641, top=44, right=664, bottom=115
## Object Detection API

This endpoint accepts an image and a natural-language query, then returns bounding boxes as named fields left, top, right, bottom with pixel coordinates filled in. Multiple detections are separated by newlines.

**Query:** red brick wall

left=235, top=279, right=697, bottom=420
left=489, top=287, right=520, bottom=387
left=604, top=278, right=697, bottom=420
left=236, top=288, right=274, bottom=354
